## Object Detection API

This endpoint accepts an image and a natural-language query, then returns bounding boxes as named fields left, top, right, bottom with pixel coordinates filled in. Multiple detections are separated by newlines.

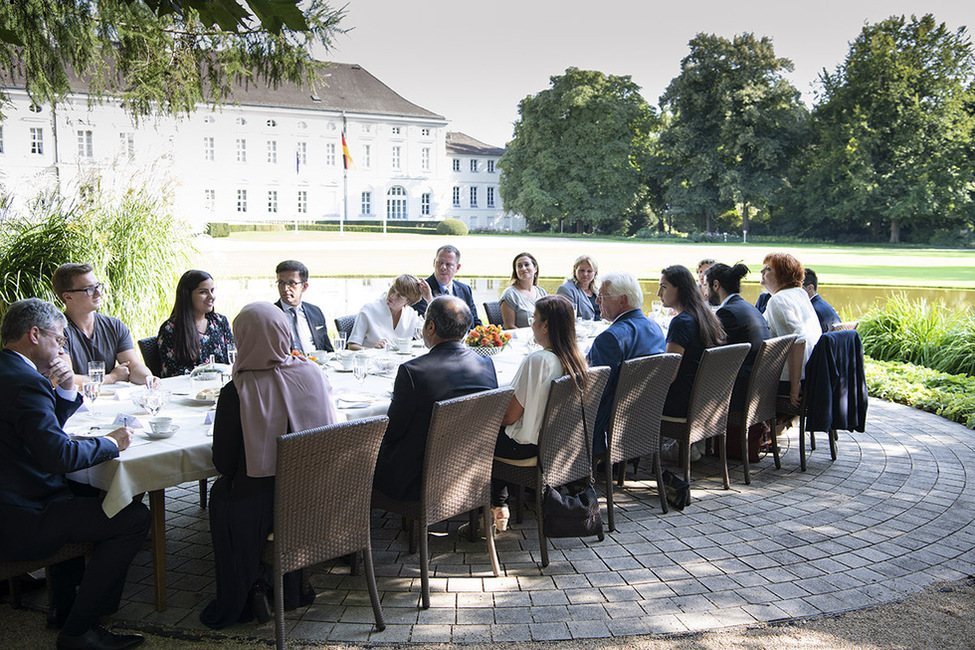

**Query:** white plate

left=187, top=395, right=217, bottom=405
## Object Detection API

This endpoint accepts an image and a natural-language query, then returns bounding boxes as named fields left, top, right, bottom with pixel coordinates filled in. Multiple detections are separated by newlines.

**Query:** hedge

left=865, top=357, right=975, bottom=429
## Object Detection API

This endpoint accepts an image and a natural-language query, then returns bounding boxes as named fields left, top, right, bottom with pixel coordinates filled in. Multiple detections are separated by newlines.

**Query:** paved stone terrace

left=12, top=400, right=975, bottom=644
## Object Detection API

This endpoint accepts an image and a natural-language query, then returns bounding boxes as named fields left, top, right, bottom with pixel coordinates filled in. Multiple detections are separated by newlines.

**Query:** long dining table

left=61, top=323, right=606, bottom=611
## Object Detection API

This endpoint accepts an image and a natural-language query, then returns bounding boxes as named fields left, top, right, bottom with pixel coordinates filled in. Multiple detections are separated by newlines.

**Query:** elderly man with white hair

left=588, top=272, right=666, bottom=454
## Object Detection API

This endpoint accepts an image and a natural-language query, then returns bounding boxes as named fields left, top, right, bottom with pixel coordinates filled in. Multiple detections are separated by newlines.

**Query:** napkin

left=112, top=414, right=144, bottom=429
left=204, top=410, right=215, bottom=425
left=113, top=387, right=133, bottom=402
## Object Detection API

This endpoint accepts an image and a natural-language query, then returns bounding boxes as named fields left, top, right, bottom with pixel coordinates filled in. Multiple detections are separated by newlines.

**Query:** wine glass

left=82, top=381, right=100, bottom=417
left=353, top=355, right=369, bottom=384
left=87, top=360, right=105, bottom=386
left=142, top=390, right=168, bottom=416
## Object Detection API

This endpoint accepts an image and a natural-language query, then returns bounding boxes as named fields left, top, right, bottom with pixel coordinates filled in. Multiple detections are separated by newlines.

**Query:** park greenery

left=500, top=14, right=975, bottom=246
left=0, top=0, right=344, bottom=119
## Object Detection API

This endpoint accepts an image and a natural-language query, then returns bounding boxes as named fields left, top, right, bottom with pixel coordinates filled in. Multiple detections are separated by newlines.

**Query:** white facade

left=0, top=63, right=521, bottom=231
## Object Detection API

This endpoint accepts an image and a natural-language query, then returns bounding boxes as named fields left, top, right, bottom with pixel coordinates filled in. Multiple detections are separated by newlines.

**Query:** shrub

left=207, top=222, right=231, bottom=237
left=436, top=219, right=468, bottom=236
left=865, top=357, right=975, bottom=429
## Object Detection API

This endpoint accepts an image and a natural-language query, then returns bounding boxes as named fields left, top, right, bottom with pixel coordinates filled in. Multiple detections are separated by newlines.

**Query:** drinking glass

left=142, top=390, right=165, bottom=416
left=227, top=345, right=237, bottom=366
left=353, top=355, right=368, bottom=384
left=82, top=381, right=100, bottom=416
left=145, top=375, right=160, bottom=391
left=332, top=337, right=345, bottom=352
left=87, top=360, right=105, bottom=385
left=651, top=301, right=663, bottom=315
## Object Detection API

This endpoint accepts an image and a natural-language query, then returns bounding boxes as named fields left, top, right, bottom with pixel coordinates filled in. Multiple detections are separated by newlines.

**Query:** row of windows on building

left=204, top=115, right=434, bottom=140
left=452, top=158, right=496, bottom=173
left=452, top=186, right=496, bottom=208
left=2, top=127, right=136, bottom=160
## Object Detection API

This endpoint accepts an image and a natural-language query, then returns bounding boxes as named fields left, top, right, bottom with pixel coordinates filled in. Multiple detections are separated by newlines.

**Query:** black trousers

left=1, top=497, right=150, bottom=634
left=491, top=430, right=537, bottom=507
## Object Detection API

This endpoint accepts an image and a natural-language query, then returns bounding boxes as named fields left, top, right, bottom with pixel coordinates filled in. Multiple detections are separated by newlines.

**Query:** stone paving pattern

left=17, top=400, right=975, bottom=643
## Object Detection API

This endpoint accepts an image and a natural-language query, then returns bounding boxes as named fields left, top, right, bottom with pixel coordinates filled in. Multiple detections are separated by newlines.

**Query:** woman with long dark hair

left=658, top=265, right=726, bottom=418
left=500, top=252, right=547, bottom=329
left=491, top=295, right=589, bottom=531
left=157, top=270, right=234, bottom=377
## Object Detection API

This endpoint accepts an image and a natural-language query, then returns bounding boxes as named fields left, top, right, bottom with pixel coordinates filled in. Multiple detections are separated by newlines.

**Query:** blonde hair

left=570, top=255, right=598, bottom=292
left=389, top=274, right=423, bottom=305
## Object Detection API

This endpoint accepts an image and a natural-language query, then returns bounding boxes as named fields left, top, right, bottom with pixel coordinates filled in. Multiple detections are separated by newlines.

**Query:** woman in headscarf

left=200, top=302, right=339, bottom=629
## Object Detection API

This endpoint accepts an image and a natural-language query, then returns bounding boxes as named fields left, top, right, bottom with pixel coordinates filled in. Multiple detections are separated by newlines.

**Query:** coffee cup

left=149, top=417, right=176, bottom=437
left=396, top=337, right=412, bottom=352
left=336, top=351, right=355, bottom=371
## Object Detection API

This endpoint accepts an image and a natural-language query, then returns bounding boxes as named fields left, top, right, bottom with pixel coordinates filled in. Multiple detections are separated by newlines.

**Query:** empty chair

left=727, top=335, right=796, bottom=484
left=0, top=543, right=92, bottom=611
left=372, top=387, right=513, bottom=609
left=492, top=367, right=611, bottom=568
left=483, top=301, right=503, bottom=327
left=603, top=353, right=681, bottom=529
left=660, top=343, right=750, bottom=489
left=334, top=314, right=356, bottom=339
left=271, top=416, right=389, bottom=649
left=138, top=336, right=163, bottom=377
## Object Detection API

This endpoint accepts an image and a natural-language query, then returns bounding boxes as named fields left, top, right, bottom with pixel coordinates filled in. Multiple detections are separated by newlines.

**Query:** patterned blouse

left=157, top=312, right=234, bottom=378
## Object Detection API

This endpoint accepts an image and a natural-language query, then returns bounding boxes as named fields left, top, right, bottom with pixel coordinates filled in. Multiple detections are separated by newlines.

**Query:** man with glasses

left=53, top=263, right=151, bottom=387
left=274, top=260, right=332, bottom=353
left=587, top=271, right=666, bottom=454
left=0, top=298, right=149, bottom=650
left=413, top=245, right=481, bottom=328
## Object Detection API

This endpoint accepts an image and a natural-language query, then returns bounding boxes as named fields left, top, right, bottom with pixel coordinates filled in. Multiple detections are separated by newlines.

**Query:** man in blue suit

left=275, top=259, right=333, bottom=353
left=374, top=296, right=497, bottom=501
left=0, top=299, right=149, bottom=650
left=413, top=245, right=482, bottom=328
left=803, top=269, right=841, bottom=333
left=588, top=272, right=666, bottom=454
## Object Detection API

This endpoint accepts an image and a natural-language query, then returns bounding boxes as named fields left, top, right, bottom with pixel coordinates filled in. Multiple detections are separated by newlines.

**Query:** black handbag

left=540, top=390, right=603, bottom=538
left=662, top=470, right=691, bottom=510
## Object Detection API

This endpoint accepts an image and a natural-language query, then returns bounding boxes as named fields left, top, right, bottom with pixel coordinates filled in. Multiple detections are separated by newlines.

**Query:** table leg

left=149, top=489, right=167, bottom=612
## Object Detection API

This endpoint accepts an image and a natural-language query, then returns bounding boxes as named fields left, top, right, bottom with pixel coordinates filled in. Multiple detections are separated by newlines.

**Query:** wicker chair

left=660, top=343, right=750, bottom=489
left=271, top=416, right=389, bottom=649
left=137, top=336, right=163, bottom=377
left=372, top=387, right=514, bottom=609
left=726, top=335, right=796, bottom=485
left=830, top=321, right=859, bottom=332
left=1, top=543, right=92, bottom=610
left=483, top=301, right=503, bottom=327
left=603, top=354, right=681, bottom=529
left=334, top=314, right=356, bottom=339
left=493, top=367, right=611, bottom=568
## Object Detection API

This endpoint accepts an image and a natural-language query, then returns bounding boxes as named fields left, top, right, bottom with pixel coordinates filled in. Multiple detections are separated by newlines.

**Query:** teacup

left=336, top=351, right=355, bottom=371
left=396, top=337, right=412, bottom=352
left=148, top=417, right=177, bottom=438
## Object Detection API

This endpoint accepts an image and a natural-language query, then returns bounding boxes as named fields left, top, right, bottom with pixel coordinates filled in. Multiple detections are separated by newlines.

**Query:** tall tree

left=797, top=14, right=975, bottom=244
left=658, top=33, right=807, bottom=236
left=0, top=0, right=345, bottom=119
left=498, top=67, right=658, bottom=234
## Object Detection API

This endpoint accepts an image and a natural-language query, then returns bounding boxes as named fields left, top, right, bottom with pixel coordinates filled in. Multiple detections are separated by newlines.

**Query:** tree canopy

left=498, top=67, right=658, bottom=234
left=794, top=14, right=975, bottom=243
left=0, top=0, right=345, bottom=119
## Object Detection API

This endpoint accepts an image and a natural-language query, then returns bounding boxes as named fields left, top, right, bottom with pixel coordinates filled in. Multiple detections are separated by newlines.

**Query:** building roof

left=445, top=132, right=505, bottom=156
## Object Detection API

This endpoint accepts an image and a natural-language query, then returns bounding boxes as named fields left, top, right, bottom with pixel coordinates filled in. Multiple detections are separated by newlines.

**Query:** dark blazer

left=755, top=292, right=771, bottom=314
left=587, top=309, right=666, bottom=453
left=810, top=294, right=841, bottom=333
left=804, top=330, right=867, bottom=434
left=718, top=294, right=770, bottom=409
left=0, top=349, right=117, bottom=513
left=374, top=341, right=497, bottom=501
left=275, top=300, right=333, bottom=352
left=413, top=275, right=482, bottom=328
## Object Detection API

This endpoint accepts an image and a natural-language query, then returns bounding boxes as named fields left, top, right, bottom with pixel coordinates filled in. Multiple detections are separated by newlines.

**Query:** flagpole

left=341, top=112, right=347, bottom=234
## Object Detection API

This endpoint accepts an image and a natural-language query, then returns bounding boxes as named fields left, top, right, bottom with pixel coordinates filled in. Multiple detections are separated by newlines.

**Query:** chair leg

left=468, top=510, right=478, bottom=542
left=810, top=430, right=817, bottom=451
left=419, top=523, right=430, bottom=609
left=799, top=416, right=807, bottom=472
left=348, top=552, right=361, bottom=576
left=199, top=479, right=207, bottom=509
left=769, top=418, right=781, bottom=469
left=829, top=428, right=838, bottom=461
left=653, top=452, right=668, bottom=514
left=274, top=569, right=286, bottom=650
left=719, top=435, right=729, bottom=490
left=616, top=460, right=627, bottom=488
left=362, top=546, right=386, bottom=631
left=408, top=519, right=417, bottom=555
left=604, top=452, right=615, bottom=533
left=536, top=485, right=549, bottom=568
left=682, top=439, right=691, bottom=484
left=482, top=502, right=501, bottom=577
left=514, top=486, right=524, bottom=524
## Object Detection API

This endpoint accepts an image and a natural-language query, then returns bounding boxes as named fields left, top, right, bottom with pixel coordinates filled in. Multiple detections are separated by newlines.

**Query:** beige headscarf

left=232, top=302, right=339, bottom=477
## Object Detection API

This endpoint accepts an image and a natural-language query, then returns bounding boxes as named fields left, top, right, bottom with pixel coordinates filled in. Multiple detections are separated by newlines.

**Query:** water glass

left=143, top=391, right=165, bottom=416
left=87, top=360, right=105, bottom=385
left=227, top=345, right=237, bottom=366
left=339, top=331, right=348, bottom=349
left=82, top=381, right=100, bottom=415
left=353, top=355, right=368, bottom=384
left=332, top=337, right=345, bottom=352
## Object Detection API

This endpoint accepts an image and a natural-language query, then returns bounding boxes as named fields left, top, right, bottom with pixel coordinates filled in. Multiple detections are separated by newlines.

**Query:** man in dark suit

left=412, top=245, right=482, bottom=328
left=0, top=299, right=149, bottom=650
left=274, top=260, right=333, bottom=353
left=374, top=296, right=497, bottom=501
left=803, top=268, right=841, bottom=333
left=588, top=272, right=666, bottom=455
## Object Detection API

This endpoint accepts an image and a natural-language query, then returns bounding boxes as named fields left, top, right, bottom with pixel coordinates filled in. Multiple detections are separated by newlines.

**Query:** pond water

left=210, top=276, right=975, bottom=328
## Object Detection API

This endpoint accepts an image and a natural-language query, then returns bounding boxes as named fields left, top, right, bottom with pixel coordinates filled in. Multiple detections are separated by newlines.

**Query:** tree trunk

left=889, top=219, right=900, bottom=244
left=576, top=220, right=583, bottom=234
left=742, top=201, right=750, bottom=237
left=705, top=210, right=712, bottom=233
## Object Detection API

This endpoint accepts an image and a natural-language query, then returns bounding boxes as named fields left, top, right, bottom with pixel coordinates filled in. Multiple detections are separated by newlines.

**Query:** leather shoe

left=47, top=603, right=70, bottom=630
left=56, top=626, right=144, bottom=650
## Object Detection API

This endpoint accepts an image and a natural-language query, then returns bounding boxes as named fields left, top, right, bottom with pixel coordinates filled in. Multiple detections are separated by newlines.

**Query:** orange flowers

left=465, top=324, right=511, bottom=349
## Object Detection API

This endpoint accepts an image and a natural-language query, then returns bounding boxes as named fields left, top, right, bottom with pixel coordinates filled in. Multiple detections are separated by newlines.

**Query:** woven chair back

left=537, top=366, right=610, bottom=487
left=138, top=336, right=163, bottom=377
left=742, top=335, right=796, bottom=427
left=685, top=343, right=750, bottom=444
left=273, top=416, right=388, bottom=575
left=420, top=387, right=515, bottom=524
left=830, top=321, right=859, bottom=331
left=608, top=354, right=682, bottom=466
left=483, top=301, right=503, bottom=326
left=334, top=314, right=356, bottom=338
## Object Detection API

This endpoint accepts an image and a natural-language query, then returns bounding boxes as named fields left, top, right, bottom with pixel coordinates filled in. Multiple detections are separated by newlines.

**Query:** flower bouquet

left=465, top=324, right=512, bottom=357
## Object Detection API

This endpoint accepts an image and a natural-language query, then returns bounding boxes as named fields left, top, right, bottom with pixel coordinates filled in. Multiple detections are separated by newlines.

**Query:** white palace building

left=0, top=62, right=523, bottom=232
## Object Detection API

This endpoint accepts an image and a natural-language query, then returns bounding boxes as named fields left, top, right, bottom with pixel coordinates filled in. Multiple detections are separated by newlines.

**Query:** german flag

left=342, top=130, right=355, bottom=170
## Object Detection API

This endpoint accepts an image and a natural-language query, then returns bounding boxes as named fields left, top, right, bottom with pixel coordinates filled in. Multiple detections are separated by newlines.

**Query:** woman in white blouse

left=491, top=295, right=589, bottom=531
left=348, top=275, right=431, bottom=350
left=761, top=252, right=822, bottom=406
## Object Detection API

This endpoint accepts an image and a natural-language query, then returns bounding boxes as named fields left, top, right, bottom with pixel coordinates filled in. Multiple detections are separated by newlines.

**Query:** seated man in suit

left=274, top=259, right=333, bottom=353
left=803, top=268, right=841, bottom=333
left=0, top=298, right=150, bottom=650
left=53, top=263, right=151, bottom=387
left=412, top=245, right=482, bottom=328
left=587, top=271, right=666, bottom=455
left=374, top=296, right=497, bottom=501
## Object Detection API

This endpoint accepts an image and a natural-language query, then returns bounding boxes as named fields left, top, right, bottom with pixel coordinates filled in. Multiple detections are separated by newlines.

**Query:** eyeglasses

left=596, top=293, right=617, bottom=301
left=40, top=329, right=68, bottom=348
left=65, top=283, right=103, bottom=296
left=276, top=280, right=302, bottom=288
